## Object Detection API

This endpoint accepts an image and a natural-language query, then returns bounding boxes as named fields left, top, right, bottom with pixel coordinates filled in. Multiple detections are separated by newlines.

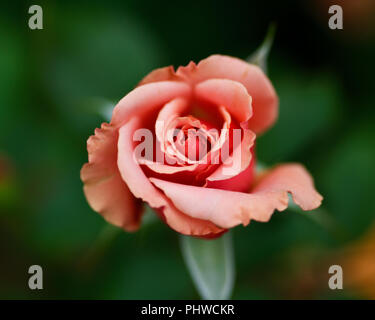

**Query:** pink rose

left=80, top=55, right=323, bottom=238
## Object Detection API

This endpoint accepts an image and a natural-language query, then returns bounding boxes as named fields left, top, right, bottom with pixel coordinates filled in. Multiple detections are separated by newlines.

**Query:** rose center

left=174, top=124, right=214, bottom=162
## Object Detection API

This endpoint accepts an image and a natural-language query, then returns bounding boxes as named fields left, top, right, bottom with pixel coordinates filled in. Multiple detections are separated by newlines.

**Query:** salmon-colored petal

left=150, top=163, right=322, bottom=229
left=206, top=129, right=255, bottom=184
left=186, top=55, right=278, bottom=134
left=175, top=61, right=197, bottom=81
left=206, top=146, right=256, bottom=192
left=80, top=123, right=141, bottom=231
left=253, top=163, right=323, bottom=211
left=150, top=177, right=288, bottom=229
left=138, top=159, right=199, bottom=174
left=206, top=158, right=255, bottom=192
left=160, top=201, right=225, bottom=237
left=155, top=97, right=189, bottom=150
left=117, top=118, right=224, bottom=237
left=117, top=118, right=167, bottom=208
left=195, top=79, right=252, bottom=123
left=138, top=66, right=180, bottom=86
left=111, top=81, right=191, bottom=126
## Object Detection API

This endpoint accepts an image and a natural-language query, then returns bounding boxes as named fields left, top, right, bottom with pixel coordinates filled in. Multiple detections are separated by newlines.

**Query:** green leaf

left=247, top=23, right=276, bottom=74
left=180, top=232, right=235, bottom=300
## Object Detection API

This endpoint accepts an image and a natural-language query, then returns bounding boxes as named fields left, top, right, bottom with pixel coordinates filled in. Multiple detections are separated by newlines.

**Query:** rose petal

left=80, top=123, right=141, bottom=231
left=180, top=55, right=278, bottom=134
left=117, top=118, right=167, bottom=208
left=149, top=164, right=322, bottom=229
left=149, top=177, right=287, bottom=229
left=161, top=202, right=225, bottom=237
left=195, top=79, right=252, bottom=123
left=138, top=158, right=199, bottom=174
left=206, top=129, right=255, bottom=185
left=253, top=163, right=323, bottom=211
left=206, top=146, right=255, bottom=192
left=138, top=66, right=180, bottom=86
left=155, top=97, right=189, bottom=147
left=111, top=81, right=191, bottom=126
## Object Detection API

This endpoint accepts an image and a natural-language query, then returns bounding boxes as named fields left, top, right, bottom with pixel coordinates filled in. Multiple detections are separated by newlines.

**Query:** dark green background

left=1, top=0, right=375, bottom=299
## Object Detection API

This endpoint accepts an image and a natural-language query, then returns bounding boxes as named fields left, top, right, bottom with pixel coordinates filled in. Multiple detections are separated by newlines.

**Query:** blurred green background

left=1, top=0, right=375, bottom=299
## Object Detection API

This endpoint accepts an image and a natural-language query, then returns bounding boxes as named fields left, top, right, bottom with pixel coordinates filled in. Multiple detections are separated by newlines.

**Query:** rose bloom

left=80, top=55, right=323, bottom=238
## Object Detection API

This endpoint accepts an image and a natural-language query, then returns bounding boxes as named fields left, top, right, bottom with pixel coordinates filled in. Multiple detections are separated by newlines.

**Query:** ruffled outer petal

left=149, top=163, right=322, bottom=229
left=253, top=163, right=323, bottom=211
left=80, top=123, right=142, bottom=231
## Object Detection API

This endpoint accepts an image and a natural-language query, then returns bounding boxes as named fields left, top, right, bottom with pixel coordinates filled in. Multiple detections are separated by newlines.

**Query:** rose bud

left=81, top=55, right=323, bottom=238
